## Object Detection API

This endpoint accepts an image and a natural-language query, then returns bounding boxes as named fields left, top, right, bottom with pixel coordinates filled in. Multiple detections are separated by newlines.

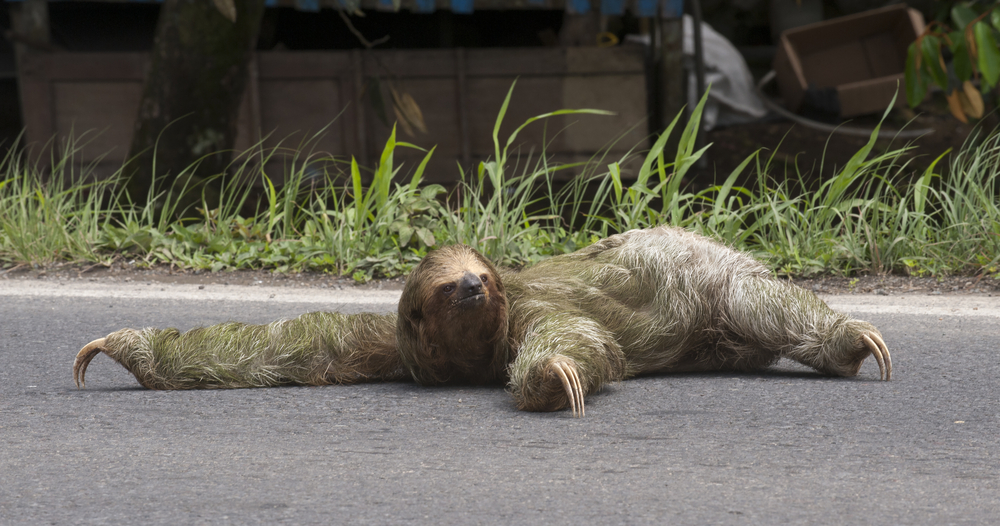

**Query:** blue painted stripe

left=6, top=0, right=686, bottom=17
left=413, top=0, right=436, bottom=12
left=566, top=0, right=590, bottom=14
left=662, top=0, right=684, bottom=17
left=294, top=0, right=321, bottom=11
left=635, top=0, right=658, bottom=17
left=450, top=0, right=473, bottom=14
left=600, top=0, right=624, bottom=14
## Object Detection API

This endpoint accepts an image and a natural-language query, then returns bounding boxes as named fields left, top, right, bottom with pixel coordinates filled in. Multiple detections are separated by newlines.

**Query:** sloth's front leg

left=72, top=311, right=404, bottom=390
left=515, top=356, right=586, bottom=416
left=547, top=358, right=585, bottom=417
left=507, top=313, right=627, bottom=416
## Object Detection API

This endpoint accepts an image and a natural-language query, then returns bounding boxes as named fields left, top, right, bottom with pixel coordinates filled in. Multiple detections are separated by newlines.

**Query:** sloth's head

left=397, top=245, right=509, bottom=385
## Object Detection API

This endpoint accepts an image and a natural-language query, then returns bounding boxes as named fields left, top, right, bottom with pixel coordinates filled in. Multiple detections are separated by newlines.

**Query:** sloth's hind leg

left=722, top=277, right=892, bottom=380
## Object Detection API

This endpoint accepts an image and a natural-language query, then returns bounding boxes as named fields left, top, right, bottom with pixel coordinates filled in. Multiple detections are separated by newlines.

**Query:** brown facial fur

left=396, top=245, right=509, bottom=385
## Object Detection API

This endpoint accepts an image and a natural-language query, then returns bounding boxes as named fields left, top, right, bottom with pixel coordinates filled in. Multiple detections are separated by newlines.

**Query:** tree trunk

left=126, top=0, right=264, bottom=212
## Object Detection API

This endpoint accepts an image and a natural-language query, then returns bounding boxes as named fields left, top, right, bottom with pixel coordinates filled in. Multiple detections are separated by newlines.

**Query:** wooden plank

left=657, top=17, right=684, bottom=133
left=252, top=78, right=347, bottom=186
left=17, top=54, right=55, bottom=151
left=467, top=75, right=565, bottom=156
left=361, top=49, right=457, bottom=78
left=52, top=81, right=141, bottom=163
left=566, top=46, right=646, bottom=74
left=257, top=51, right=353, bottom=79
left=233, top=54, right=261, bottom=153
left=351, top=50, right=369, bottom=166
left=466, top=48, right=569, bottom=76
left=258, top=78, right=346, bottom=154
left=366, top=76, right=461, bottom=170
left=17, top=47, right=652, bottom=183
left=455, top=47, right=472, bottom=168
left=26, top=52, right=147, bottom=81
left=562, top=73, right=647, bottom=154
left=339, top=57, right=363, bottom=170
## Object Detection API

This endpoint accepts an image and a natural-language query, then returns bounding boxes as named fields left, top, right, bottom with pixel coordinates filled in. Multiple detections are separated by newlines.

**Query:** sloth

left=74, top=226, right=891, bottom=417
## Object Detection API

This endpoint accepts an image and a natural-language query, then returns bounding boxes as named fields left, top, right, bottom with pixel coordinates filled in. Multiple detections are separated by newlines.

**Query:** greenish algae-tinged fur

left=79, top=226, right=890, bottom=414
left=102, top=311, right=402, bottom=390
left=500, top=227, right=884, bottom=411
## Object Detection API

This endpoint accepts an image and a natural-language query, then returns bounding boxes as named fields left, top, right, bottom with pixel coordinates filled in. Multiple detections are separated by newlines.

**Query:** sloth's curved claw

left=552, top=360, right=585, bottom=418
left=74, top=338, right=107, bottom=389
left=861, top=333, right=891, bottom=381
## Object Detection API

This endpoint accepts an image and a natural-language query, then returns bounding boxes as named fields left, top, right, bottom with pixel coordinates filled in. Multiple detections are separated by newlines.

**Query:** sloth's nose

left=459, top=271, right=484, bottom=297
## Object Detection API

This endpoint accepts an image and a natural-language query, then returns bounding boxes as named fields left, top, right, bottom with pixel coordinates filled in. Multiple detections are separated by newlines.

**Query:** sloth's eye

left=480, top=274, right=489, bottom=284
left=442, top=284, right=455, bottom=295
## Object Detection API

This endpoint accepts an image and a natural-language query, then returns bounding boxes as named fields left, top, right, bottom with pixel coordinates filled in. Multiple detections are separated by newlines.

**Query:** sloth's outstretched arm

left=507, top=312, right=628, bottom=417
left=74, top=311, right=405, bottom=390
left=723, top=277, right=892, bottom=380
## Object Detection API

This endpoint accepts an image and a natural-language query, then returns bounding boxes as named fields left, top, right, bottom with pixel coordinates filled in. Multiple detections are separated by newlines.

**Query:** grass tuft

left=1, top=85, right=998, bottom=280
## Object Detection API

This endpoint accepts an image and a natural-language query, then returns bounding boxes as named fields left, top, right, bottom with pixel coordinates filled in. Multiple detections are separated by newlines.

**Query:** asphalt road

left=1, top=280, right=997, bottom=525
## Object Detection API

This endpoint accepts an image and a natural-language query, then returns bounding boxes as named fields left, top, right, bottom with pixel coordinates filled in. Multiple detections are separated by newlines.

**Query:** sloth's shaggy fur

left=75, top=227, right=890, bottom=415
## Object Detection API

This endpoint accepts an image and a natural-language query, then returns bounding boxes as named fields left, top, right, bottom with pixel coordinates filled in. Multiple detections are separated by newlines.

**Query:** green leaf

left=408, top=145, right=436, bottom=191
left=951, top=4, right=977, bottom=30
left=711, top=151, right=757, bottom=220
left=416, top=227, right=436, bottom=247
left=905, top=43, right=928, bottom=106
left=263, top=174, right=278, bottom=236
left=676, top=87, right=710, bottom=165
left=373, top=125, right=396, bottom=211
left=949, top=31, right=973, bottom=80
left=636, top=106, right=685, bottom=188
left=420, top=184, right=444, bottom=200
left=973, top=21, right=1000, bottom=88
left=608, top=162, right=623, bottom=205
left=921, top=35, right=948, bottom=89
left=492, top=80, right=516, bottom=167
left=397, top=224, right=413, bottom=246
left=992, top=6, right=1000, bottom=32
left=349, top=156, right=365, bottom=231
left=914, top=148, right=949, bottom=216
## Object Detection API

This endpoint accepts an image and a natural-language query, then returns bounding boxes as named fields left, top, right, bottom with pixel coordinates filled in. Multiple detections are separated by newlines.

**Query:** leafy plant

left=2, top=82, right=999, bottom=281
left=905, top=1, right=1000, bottom=122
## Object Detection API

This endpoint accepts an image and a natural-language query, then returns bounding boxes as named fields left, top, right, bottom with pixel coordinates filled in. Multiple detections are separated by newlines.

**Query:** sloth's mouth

left=455, top=293, right=486, bottom=306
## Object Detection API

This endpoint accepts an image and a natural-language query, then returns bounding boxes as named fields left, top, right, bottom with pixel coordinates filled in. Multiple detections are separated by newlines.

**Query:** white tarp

left=682, top=15, right=767, bottom=130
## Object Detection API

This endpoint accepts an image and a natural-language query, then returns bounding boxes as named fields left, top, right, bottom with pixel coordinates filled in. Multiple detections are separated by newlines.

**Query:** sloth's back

left=507, top=227, right=774, bottom=369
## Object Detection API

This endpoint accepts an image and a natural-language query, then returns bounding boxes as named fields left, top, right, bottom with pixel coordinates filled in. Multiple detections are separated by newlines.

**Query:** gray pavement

left=1, top=279, right=998, bottom=524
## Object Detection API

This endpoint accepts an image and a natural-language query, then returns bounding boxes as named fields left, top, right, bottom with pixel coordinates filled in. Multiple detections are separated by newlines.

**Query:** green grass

left=1, top=84, right=998, bottom=281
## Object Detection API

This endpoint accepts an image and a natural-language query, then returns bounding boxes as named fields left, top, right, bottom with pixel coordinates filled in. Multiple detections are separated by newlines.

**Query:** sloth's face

left=421, top=254, right=502, bottom=335
left=400, top=246, right=508, bottom=385
left=437, top=269, right=492, bottom=310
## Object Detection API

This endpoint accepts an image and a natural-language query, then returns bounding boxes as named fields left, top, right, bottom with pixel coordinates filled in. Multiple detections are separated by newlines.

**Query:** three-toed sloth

left=75, top=227, right=891, bottom=417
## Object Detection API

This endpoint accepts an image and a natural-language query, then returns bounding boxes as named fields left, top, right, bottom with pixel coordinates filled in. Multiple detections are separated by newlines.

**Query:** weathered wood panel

left=258, top=80, right=346, bottom=151
left=53, top=81, right=142, bottom=162
left=20, top=53, right=146, bottom=177
left=19, top=46, right=650, bottom=184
